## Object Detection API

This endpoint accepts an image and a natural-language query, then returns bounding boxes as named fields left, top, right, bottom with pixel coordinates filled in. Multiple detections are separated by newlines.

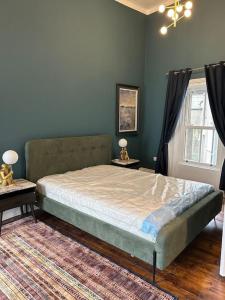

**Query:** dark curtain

left=155, top=68, right=192, bottom=175
left=205, top=62, right=225, bottom=190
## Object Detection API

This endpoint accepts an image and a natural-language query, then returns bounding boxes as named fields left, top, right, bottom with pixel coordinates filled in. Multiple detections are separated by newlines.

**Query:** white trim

left=145, top=0, right=173, bottom=15
left=179, top=161, right=220, bottom=172
left=220, top=207, right=225, bottom=276
left=115, top=0, right=149, bottom=15
left=115, top=0, right=173, bottom=15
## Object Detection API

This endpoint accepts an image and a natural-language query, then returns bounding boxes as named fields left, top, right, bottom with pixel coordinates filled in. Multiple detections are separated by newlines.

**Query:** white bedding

left=37, top=165, right=214, bottom=242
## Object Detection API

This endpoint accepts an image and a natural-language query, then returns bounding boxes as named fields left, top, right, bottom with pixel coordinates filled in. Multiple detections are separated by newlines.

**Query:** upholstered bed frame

left=25, top=134, right=223, bottom=283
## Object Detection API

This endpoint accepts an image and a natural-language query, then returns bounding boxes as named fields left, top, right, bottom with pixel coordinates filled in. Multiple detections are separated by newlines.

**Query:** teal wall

left=142, top=0, right=225, bottom=168
left=1, top=0, right=146, bottom=177
left=3, top=0, right=225, bottom=177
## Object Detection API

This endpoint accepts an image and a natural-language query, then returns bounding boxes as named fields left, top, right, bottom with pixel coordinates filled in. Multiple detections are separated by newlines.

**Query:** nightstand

left=112, top=159, right=140, bottom=169
left=0, top=179, right=37, bottom=235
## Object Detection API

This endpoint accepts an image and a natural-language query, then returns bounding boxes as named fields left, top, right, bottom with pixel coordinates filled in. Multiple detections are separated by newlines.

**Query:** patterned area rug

left=0, top=217, right=176, bottom=300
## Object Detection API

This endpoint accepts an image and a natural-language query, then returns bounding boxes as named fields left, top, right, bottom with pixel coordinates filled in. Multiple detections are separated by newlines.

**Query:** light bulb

left=172, top=13, right=179, bottom=21
left=118, top=139, right=128, bottom=148
left=2, top=150, right=19, bottom=165
left=184, top=9, right=192, bottom=17
left=160, top=26, right=168, bottom=35
left=167, top=9, right=175, bottom=18
left=176, top=5, right=183, bottom=13
left=185, top=1, right=193, bottom=10
left=159, top=4, right=166, bottom=13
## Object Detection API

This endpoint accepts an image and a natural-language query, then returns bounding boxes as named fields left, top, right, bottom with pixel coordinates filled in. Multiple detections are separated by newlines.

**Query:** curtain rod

left=166, top=63, right=225, bottom=76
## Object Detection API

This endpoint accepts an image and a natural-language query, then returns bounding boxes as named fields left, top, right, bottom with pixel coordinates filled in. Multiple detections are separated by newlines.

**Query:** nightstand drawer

left=0, top=192, right=36, bottom=211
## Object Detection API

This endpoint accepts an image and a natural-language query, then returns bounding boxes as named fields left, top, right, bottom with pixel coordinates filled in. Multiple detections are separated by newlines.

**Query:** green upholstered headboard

left=25, top=135, right=112, bottom=183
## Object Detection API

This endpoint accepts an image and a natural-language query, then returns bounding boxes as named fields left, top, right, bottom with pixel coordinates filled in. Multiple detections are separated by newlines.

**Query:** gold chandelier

left=159, top=1, right=193, bottom=35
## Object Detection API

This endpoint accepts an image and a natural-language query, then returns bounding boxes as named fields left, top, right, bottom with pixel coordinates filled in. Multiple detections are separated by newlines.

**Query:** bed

left=25, top=134, right=223, bottom=283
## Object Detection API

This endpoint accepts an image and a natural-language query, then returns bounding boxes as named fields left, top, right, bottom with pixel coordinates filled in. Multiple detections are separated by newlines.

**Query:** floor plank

left=37, top=212, right=225, bottom=300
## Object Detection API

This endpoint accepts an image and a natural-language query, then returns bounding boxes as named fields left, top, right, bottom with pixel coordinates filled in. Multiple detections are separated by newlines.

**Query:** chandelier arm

left=174, top=14, right=185, bottom=27
left=177, top=15, right=185, bottom=23
left=166, top=14, right=185, bottom=30
left=165, top=4, right=184, bottom=10
left=167, top=22, right=176, bottom=29
left=165, top=5, right=176, bottom=9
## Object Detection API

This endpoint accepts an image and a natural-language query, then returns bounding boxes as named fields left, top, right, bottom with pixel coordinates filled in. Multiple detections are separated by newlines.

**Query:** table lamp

left=0, top=150, right=18, bottom=186
left=118, top=139, right=129, bottom=161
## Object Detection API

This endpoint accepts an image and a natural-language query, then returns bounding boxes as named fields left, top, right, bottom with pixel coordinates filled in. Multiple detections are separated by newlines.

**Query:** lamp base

left=0, top=164, right=14, bottom=187
left=120, top=147, right=130, bottom=161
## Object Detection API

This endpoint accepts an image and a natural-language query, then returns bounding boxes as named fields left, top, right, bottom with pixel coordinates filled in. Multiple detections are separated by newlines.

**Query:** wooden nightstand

left=112, top=159, right=141, bottom=169
left=0, top=179, right=37, bottom=235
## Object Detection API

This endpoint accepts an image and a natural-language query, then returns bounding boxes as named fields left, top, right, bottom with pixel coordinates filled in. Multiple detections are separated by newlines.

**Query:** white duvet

left=37, top=165, right=214, bottom=242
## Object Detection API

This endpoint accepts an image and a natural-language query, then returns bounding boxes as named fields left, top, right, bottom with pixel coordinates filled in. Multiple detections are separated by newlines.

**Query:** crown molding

left=115, top=0, right=173, bottom=15
left=145, top=0, right=174, bottom=15
left=115, top=0, right=149, bottom=15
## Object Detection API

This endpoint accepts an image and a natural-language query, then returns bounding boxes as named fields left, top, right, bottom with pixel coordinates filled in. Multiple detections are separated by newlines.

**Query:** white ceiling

left=115, top=0, right=173, bottom=15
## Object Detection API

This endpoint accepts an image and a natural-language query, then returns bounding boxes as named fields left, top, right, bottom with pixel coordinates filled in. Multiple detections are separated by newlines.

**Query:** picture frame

left=116, top=84, right=140, bottom=135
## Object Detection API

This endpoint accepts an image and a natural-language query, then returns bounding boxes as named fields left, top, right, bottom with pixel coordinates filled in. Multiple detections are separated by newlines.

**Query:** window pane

left=190, top=92, right=205, bottom=126
left=185, top=128, right=201, bottom=162
left=204, top=96, right=214, bottom=126
left=200, top=129, right=213, bottom=164
left=200, top=130, right=218, bottom=165
left=212, top=131, right=219, bottom=166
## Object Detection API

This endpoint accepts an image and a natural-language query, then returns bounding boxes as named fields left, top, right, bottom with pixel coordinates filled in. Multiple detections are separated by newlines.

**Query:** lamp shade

left=118, top=138, right=128, bottom=148
left=2, top=150, right=19, bottom=165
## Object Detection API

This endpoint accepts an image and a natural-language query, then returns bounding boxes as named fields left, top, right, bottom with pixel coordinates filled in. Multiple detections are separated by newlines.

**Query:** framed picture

left=116, top=84, right=140, bottom=135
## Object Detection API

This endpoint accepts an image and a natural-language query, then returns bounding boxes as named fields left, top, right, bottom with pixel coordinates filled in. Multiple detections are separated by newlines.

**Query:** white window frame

left=183, top=80, right=218, bottom=167
left=168, top=78, right=225, bottom=188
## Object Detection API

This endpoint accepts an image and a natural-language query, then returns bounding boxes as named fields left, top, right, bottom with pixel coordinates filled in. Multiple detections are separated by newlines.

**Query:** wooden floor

left=35, top=212, right=225, bottom=300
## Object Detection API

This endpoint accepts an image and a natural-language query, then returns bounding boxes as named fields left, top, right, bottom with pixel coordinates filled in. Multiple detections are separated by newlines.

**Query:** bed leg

left=152, top=250, right=157, bottom=285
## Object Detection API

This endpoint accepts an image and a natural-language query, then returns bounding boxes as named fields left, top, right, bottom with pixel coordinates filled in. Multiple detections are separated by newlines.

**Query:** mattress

left=37, top=165, right=214, bottom=242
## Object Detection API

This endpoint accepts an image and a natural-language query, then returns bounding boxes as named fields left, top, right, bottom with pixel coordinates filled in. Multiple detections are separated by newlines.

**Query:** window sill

left=179, top=161, right=220, bottom=172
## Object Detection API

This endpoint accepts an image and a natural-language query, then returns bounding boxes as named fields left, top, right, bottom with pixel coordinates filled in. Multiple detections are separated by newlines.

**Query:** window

left=169, top=78, right=224, bottom=186
left=184, top=79, right=218, bottom=166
